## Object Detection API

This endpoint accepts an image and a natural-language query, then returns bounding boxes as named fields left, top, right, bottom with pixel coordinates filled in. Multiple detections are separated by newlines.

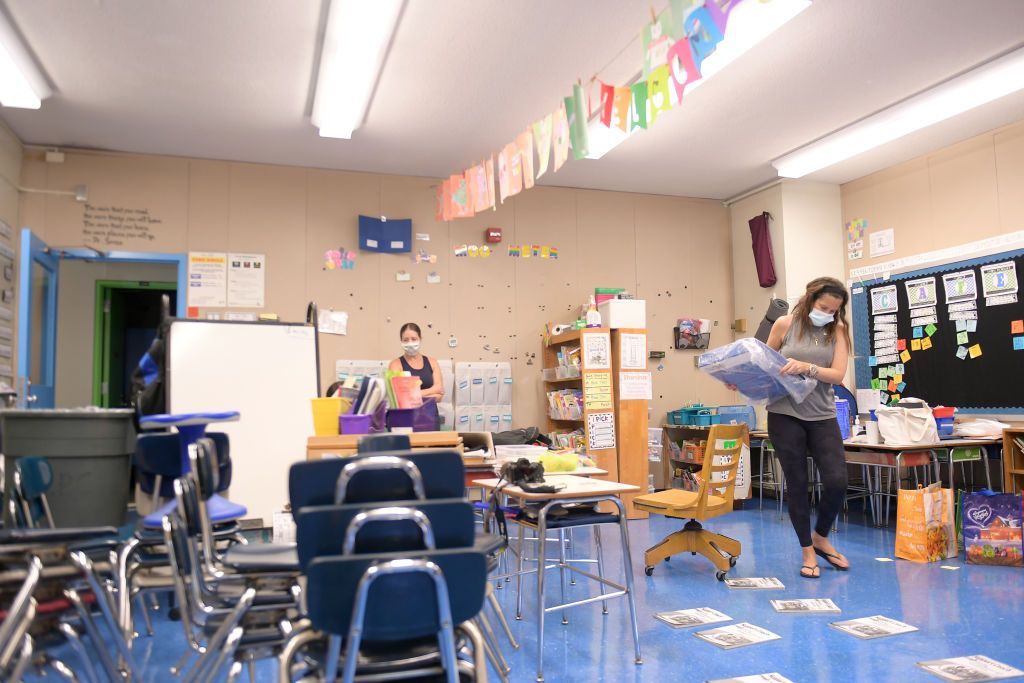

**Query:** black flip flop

left=800, top=565, right=820, bottom=579
left=814, top=547, right=849, bottom=571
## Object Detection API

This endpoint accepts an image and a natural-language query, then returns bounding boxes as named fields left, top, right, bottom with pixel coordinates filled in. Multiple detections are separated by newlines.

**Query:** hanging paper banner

left=552, top=102, right=570, bottom=172
left=647, top=64, right=672, bottom=125
left=507, top=141, right=523, bottom=197
left=566, top=83, right=589, bottom=160
left=532, top=115, right=553, bottom=179
left=685, top=5, right=725, bottom=72
left=642, top=8, right=674, bottom=76
left=435, top=183, right=446, bottom=222
left=449, top=174, right=474, bottom=218
left=630, top=81, right=648, bottom=131
left=497, top=146, right=511, bottom=203
left=467, top=163, right=491, bottom=213
left=439, top=179, right=453, bottom=221
left=484, top=155, right=496, bottom=210
left=599, top=82, right=615, bottom=127
left=666, top=36, right=701, bottom=105
left=612, top=86, right=631, bottom=132
left=516, top=130, right=535, bottom=190
left=695, top=0, right=742, bottom=35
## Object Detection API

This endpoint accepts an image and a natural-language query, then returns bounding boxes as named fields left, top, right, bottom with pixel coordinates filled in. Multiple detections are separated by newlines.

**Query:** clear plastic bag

left=697, top=338, right=816, bottom=403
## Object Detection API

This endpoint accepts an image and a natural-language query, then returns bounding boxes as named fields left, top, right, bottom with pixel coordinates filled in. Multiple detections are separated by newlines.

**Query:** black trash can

left=1, top=408, right=135, bottom=527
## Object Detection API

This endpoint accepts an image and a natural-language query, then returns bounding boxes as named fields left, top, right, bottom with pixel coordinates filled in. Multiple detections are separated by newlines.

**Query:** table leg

left=536, top=509, right=548, bottom=682
left=557, top=529, right=568, bottom=625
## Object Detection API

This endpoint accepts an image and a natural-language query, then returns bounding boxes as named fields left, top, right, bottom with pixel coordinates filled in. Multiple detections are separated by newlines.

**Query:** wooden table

left=476, top=475, right=641, bottom=681
left=305, top=431, right=463, bottom=460
left=843, top=437, right=999, bottom=526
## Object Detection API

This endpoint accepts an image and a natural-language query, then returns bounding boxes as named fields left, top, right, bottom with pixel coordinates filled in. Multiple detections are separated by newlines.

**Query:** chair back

left=289, top=450, right=465, bottom=511
left=305, top=549, right=486, bottom=641
left=694, top=424, right=747, bottom=517
left=357, top=433, right=411, bottom=453
left=295, top=500, right=475, bottom=569
left=135, top=432, right=232, bottom=499
left=13, top=457, right=55, bottom=528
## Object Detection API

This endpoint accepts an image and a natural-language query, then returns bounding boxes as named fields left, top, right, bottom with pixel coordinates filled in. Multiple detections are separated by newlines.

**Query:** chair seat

left=632, top=489, right=729, bottom=517
left=515, top=509, right=620, bottom=529
left=223, top=543, right=299, bottom=572
left=300, top=632, right=471, bottom=674
left=143, top=494, right=247, bottom=528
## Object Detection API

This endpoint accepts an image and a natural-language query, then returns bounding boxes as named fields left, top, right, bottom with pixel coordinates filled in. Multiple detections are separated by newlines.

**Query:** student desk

left=843, top=437, right=999, bottom=526
left=475, top=474, right=641, bottom=682
left=304, top=431, right=463, bottom=460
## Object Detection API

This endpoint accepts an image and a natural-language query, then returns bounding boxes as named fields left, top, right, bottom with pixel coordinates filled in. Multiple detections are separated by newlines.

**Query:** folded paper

left=532, top=115, right=553, bottom=178
left=516, top=129, right=535, bottom=189
left=552, top=102, right=570, bottom=172
left=359, top=215, right=412, bottom=253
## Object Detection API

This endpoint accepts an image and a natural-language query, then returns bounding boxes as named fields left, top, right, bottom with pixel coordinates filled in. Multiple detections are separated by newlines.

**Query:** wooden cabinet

left=1003, top=428, right=1024, bottom=494
left=611, top=328, right=649, bottom=519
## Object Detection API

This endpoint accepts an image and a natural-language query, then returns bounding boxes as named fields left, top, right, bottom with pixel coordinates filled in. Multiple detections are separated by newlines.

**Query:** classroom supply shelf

left=1003, top=428, right=1024, bottom=494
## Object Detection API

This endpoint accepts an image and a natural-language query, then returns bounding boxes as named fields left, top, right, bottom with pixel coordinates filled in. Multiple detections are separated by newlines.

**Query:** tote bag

left=876, top=399, right=938, bottom=444
left=895, top=484, right=957, bottom=563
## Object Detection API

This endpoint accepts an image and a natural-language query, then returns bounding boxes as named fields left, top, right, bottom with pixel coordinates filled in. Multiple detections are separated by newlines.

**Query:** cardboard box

left=598, top=299, right=646, bottom=329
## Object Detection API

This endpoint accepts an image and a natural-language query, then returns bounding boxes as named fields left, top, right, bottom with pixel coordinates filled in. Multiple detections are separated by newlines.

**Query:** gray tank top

left=767, top=319, right=836, bottom=421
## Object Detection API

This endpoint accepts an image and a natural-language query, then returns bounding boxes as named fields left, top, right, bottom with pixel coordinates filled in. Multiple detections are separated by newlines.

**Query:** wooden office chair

left=632, top=424, right=746, bottom=581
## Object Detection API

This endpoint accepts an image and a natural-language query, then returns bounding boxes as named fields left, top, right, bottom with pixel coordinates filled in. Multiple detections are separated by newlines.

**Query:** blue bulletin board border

left=850, top=247, right=1024, bottom=415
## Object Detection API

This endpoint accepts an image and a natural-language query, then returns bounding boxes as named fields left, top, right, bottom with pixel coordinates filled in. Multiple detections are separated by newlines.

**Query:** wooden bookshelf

left=611, top=328, right=650, bottom=519
left=1003, top=427, right=1024, bottom=494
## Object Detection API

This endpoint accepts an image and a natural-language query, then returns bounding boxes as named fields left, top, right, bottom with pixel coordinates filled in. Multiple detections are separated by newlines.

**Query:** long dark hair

left=791, top=277, right=851, bottom=349
left=399, top=322, right=421, bottom=338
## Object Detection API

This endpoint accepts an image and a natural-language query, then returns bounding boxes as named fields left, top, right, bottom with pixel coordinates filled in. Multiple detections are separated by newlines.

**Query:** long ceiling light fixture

left=0, top=8, right=50, bottom=109
left=586, top=0, right=812, bottom=160
left=773, top=45, right=1024, bottom=178
left=311, top=0, right=404, bottom=139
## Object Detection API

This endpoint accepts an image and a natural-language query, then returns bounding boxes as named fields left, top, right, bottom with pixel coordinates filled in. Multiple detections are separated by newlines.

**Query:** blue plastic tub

left=717, top=405, right=756, bottom=430
left=835, top=399, right=851, bottom=440
left=935, top=416, right=954, bottom=437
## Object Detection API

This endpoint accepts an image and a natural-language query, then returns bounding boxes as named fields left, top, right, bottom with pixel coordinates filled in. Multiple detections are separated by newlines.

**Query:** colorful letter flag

left=532, top=115, right=553, bottom=179
left=642, top=8, right=674, bottom=76
left=599, top=82, right=615, bottom=127
left=968, top=344, right=982, bottom=359
left=552, top=102, right=570, bottom=172
left=1012, top=320, right=1024, bottom=334
left=449, top=174, right=473, bottom=218
left=925, top=323, right=937, bottom=337
left=612, top=86, right=631, bottom=132
left=484, top=155, right=496, bottom=209
left=647, top=64, right=673, bottom=125
left=666, top=37, right=701, bottom=105
left=685, top=6, right=725, bottom=72
left=900, top=350, right=911, bottom=363
left=567, top=83, right=589, bottom=160
left=956, top=346, right=968, bottom=360
left=516, top=130, right=535, bottom=190
left=921, top=337, right=932, bottom=350
left=911, top=339, right=921, bottom=351
left=630, top=80, right=648, bottom=131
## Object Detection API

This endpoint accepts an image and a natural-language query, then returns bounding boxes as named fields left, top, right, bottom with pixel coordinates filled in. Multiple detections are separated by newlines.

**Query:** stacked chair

left=280, top=436, right=499, bottom=682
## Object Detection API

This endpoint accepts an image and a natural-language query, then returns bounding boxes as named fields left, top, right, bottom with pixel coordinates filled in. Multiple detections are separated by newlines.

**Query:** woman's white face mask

left=808, top=309, right=834, bottom=327
left=402, top=342, right=421, bottom=355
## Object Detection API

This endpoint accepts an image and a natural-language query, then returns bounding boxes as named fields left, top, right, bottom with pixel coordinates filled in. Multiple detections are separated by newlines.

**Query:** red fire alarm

left=485, top=227, right=502, bottom=243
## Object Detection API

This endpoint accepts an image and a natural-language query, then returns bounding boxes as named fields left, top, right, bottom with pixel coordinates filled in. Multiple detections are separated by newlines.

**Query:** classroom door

left=17, top=229, right=59, bottom=408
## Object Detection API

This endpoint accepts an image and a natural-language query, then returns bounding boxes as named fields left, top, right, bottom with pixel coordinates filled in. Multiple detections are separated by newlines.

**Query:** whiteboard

left=168, top=320, right=317, bottom=524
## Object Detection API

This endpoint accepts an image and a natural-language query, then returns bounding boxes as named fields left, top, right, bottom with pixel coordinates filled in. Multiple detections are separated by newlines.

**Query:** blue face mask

left=809, top=309, right=834, bottom=327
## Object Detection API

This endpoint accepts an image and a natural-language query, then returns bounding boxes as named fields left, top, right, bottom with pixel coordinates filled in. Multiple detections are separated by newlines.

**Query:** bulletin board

left=852, top=248, right=1024, bottom=411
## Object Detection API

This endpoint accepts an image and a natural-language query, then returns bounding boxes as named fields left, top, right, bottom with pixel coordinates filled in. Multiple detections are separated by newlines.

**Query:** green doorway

left=92, top=280, right=177, bottom=407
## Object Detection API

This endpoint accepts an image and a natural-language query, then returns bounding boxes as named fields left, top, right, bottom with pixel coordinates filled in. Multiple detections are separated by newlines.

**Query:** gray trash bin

left=1, top=408, right=136, bottom=528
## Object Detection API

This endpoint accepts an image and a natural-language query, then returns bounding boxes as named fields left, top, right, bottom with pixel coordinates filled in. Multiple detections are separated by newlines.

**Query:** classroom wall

left=729, top=184, right=786, bottom=337
left=780, top=181, right=844, bottom=305
left=19, top=148, right=737, bottom=427
left=0, top=122, right=22, bottom=388
left=841, top=118, right=1024, bottom=390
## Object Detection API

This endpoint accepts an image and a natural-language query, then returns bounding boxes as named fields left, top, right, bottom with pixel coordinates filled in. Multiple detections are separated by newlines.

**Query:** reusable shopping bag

left=875, top=399, right=938, bottom=444
left=962, top=490, right=1023, bottom=567
left=895, top=483, right=957, bottom=563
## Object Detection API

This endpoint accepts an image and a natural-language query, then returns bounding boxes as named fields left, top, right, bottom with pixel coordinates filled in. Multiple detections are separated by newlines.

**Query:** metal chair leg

left=59, top=624, right=99, bottom=683
left=476, top=614, right=511, bottom=679
left=557, top=529, right=568, bottom=625
left=612, top=502, right=642, bottom=668
left=64, top=588, right=122, bottom=682
left=594, top=526, right=608, bottom=615
left=515, top=522, right=525, bottom=620
left=8, top=637, right=35, bottom=683
left=135, top=593, right=154, bottom=637
left=226, top=659, right=244, bottom=683
left=247, top=654, right=257, bottom=682
left=486, top=583, right=519, bottom=649
left=199, top=626, right=243, bottom=683
left=567, top=528, right=576, bottom=585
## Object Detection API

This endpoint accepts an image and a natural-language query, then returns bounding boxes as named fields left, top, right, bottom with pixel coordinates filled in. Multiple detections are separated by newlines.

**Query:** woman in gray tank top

left=765, top=277, right=852, bottom=579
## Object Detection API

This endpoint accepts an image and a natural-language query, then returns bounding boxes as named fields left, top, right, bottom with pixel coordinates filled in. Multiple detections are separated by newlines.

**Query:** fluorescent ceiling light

left=585, top=0, right=810, bottom=159
left=312, top=0, right=404, bottom=139
left=0, top=9, right=50, bottom=109
left=773, top=45, right=1024, bottom=178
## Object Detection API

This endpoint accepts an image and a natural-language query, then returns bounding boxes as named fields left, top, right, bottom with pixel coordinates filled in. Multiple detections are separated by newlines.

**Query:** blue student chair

left=11, top=456, right=56, bottom=529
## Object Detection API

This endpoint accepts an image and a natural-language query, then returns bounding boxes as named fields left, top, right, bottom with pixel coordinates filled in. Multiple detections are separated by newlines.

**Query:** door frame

left=92, top=279, right=176, bottom=407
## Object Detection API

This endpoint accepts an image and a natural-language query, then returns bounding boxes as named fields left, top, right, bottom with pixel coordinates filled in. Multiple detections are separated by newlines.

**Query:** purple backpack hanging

left=748, top=212, right=777, bottom=288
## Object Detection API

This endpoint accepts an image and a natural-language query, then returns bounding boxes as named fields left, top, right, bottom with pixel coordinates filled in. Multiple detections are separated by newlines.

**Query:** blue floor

left=24, top=503, right=1024, bottom=683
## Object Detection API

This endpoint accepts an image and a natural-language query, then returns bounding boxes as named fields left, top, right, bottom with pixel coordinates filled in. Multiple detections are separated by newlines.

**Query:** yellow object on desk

left=310, top=397, right=342, bottom=436
left=539, top=451, right=578, bottom=472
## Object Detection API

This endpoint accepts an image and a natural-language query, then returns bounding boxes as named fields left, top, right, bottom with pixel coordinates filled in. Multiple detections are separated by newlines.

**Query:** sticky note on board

left=895, top=363, right=905, bottom=374
left=956, top=346, right=968, bottom=360
left=897, top=381, right=907, bottom=393
left=878, top=367, right=889, bottom=378
left=968, top=344, right=982, bottom=359
left=921, top=337, right=932, bottom=350
left=1014, top=336, right=1024, bottom=351
left=868, top=356, right=878, bottom=366
left=1012, top=320, right=1024, bottom=334
left=912, top=327, right=923, bottom=339
left=966, top=319, right=977, bottom=333
left=900, top=350, right=911, bottom=362
left=925, top=323, right=937, bottom=337
left=891, top=394, right=901, bottom=404
left=871, top=379, right=880, bottom=390
left=911, top=339, right=922, bottom=351
left=956, top=331, right=969, bottom=345
left=896, top=339, right=907, bottom=351
left=956, top=320, right=967, bottom=332
left=894, top=373, right=903, bottom=383
left=888, top=380, right=897, bottom=392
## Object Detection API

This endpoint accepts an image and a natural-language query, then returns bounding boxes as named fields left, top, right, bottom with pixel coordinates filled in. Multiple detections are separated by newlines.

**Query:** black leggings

left=767, top=411, right=848, bottom=548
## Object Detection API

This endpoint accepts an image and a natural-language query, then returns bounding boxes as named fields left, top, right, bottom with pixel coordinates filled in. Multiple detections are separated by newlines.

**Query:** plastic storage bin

left=1, top=409, right=135, bottom=528
left=597, top=299, right=646, bottom=328
left=717, top=405, right=756, bottom=430
left=339, top=413, right=371, bottom=435
left=668, top=405, right=720, bottom=426
left=835, top=398, right=851, bottom=440
left=932, top=406, right=956, bottom=437
left=697, top=338, right=815, bottom=403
